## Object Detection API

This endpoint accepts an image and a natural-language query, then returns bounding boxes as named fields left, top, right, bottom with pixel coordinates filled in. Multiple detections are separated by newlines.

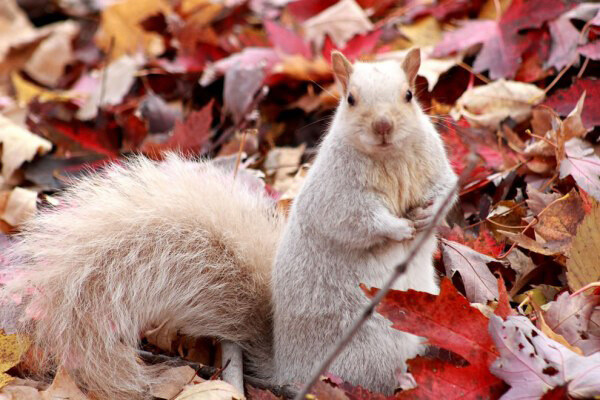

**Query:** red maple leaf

left=543, top=78, right=600, bottom=129
left=142, top=100, right=214, bottom=159
left=322, top=29, right=382, bottom=62
left=439, top=226, right=505, bottom=259
left=362, top=279, right=506, bottom=399
left=434, top=0, right=579, bottom=79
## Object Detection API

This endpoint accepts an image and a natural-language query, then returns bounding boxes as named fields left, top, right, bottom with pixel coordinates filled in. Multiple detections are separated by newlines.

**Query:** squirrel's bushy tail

left=1, top=154, right=284, bottom=399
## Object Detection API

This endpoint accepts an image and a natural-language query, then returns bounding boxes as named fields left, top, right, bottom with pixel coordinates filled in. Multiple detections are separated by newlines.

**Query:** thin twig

left=138, top=350, right=299, bottom=399
left=293, top=179, right=462, bottom=400
left=577, top=56, right=589, bottom=79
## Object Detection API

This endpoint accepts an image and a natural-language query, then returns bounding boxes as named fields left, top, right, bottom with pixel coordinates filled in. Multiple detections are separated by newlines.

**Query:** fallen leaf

left=23, top=21, right=79, bottom=87
left=264, top=20, right=311, bottom=58
left=399, top=16, right=442, bottom=48
left=174, top=380, right=244, bottom=400
left=95, top=0, right=170, bottom=59
left=532, top=189, right=586, bottom=254
left=11, top=73, right=80, bottom=107
left=441, top=239, right=502, bottom=303
left=0, top=331, right=30, bottom=390
left=0, top=0, right=38, bottom=61
left=224, top=64, right=265, bottom=125
left=559, top=139, right=600, bottom=201
left=303, top=0, right=373, bottom=49
left=566, top=204, right=600, bottom=292
left=544, top=78, right=600, bottom=129
left=489, top=314, right=600, bottom=399
left=0, top=114, right=52, bottom=180
left=494, top=277, right=514, bottom=319
left=506, top=248, right=539, bottom=295
left=433, top=0, right=575, bottom=79
left=578, top=40, right=600, bottom=60
left=451, top=79, right=545, bottom=130
left=150, top=366, right=197, bottom=399
left=76, top=56, right=140, bottom=120
left=264, top=145, right=305, bottom=193
left=1, top=188, right=37, bottom=228
left=40, top=367, right=87, bottom=400
left=364, top=279, right=505, bottom=399
left=546, top=15, right=580, bottom=71
left=544, top=291, right=600, bottom=355
left=142, top=100, right=214, bottom=158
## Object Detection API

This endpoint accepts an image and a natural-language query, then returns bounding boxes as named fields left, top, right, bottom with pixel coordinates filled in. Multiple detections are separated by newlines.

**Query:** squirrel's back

left=1, top=154, right=284, bottom=399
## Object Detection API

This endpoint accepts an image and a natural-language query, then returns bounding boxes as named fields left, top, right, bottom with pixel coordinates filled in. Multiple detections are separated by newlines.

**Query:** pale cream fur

left=2, top=155, right=283, bottom=399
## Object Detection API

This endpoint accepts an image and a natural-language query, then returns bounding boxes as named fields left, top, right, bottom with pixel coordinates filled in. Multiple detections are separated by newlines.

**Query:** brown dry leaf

left=486, top=200, right=526, bottom=239
left=532, top=189, right=586, bottom=253
left=0, top=114, right=52, bottom=180
left=277, top=164, right=309, bottom=215
left=264, top=145, right=306, bottom=193
left=499, top=230, right=562, bottom=256
left=506, top=249, right=539, bottom=295
left=0, top=331, right=30, bottom=390
left=478, top=0, right=512, bottom=19
left=451, top=79, right=545, bottom=129
left=150, top=366, right=197, bottom=399
left=96, top=0, right=170, bottom=59
left=143, top=320, right=180, bottom=353
left=174, top=381, right=245, bottom=400
left=0, top=187, right=37, bottom=227
left=567, top=205, right=600, bottom=292
left=23, top=21, right=79, bottom=87
left=40, top=367, right=88, bottom=400
left=303, top=0, right=373, bottom=48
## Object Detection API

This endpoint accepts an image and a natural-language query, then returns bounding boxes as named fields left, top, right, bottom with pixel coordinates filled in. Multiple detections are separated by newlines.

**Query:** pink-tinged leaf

left=441, top=239, right=503, bottom=304
left=544, top=78, right=600, bottom=129
left=544, top=292, right=600, bottom=356
left=224, top=64, right=265, bottom=125
left=579, top=40, right=600, bottom=60
left=432, top=19, right=498, bottom=58
left=264, top=20, right=312, bottom=58
left=559, top=138, right=600, bottom=201
left=489, top=315, right=600, bottom=399
left=547, top=17, right=580, bottom=70
left=434, top=0, right=579, bottom=79
left=200, top=48, right=280, bottom=86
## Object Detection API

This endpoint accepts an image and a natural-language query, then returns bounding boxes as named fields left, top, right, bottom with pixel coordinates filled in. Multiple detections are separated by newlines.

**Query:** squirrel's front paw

left=389, top=218, right=416, bottom=242
left=409, top=200, right=436, bottom=231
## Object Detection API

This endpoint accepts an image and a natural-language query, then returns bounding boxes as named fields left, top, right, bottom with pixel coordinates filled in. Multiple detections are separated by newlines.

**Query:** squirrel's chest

left=368, top=159, right=434, bottom=215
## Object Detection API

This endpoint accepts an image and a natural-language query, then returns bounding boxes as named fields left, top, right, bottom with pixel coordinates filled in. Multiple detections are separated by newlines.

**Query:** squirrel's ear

left=331, top=51, right=353, bottom=94
left=402, top=48, right=420, bottom=87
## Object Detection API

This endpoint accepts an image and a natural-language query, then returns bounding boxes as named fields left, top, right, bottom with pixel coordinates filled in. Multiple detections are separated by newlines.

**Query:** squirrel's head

left=331, top=49, right=425, bottom=155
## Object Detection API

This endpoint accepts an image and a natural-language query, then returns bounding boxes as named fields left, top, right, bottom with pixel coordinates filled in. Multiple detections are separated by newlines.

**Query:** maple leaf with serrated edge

left=362, top=279, right=505, bottom=399
left=544, top=78, right=600, bottom=129
left=433, top=0, right=579, bottom=79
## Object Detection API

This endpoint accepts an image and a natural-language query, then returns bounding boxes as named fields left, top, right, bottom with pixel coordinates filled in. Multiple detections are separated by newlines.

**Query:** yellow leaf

left=11, top=73, right=80, bottom=106
left=96, top=0, right=170, bottom=59
left=0, top=331, right=30, bottom=390
left=567, top=205, right=600, bottom=292
left=399, top=16, right=442, bottom=47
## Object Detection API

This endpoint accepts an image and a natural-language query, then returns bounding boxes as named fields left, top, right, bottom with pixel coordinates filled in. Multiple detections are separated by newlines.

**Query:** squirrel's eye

left=347, top=93, right=356, bottom=106
left=405, top=90, right=413, bottom=102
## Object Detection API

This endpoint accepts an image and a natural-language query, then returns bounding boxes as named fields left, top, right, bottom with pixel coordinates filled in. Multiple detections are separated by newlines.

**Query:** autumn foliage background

left=0, top=0, right=599, bottom=399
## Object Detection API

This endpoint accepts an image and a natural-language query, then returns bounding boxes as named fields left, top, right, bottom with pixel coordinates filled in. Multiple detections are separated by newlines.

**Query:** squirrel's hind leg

left=221, top=340, right=244, bottom=392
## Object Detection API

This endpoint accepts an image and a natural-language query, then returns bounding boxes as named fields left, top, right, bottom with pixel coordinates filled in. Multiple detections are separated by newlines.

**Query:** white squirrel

left=1, top=49, right=457, bottom=399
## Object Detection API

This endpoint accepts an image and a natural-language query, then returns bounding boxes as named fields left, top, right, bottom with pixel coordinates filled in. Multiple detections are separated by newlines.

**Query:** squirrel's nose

left=372, top=118, right=393, bottom=137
